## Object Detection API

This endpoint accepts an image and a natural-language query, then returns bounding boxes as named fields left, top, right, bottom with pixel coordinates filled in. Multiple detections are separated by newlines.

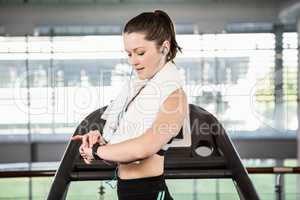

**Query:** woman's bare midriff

left=117, top=154, right=164, bottom=179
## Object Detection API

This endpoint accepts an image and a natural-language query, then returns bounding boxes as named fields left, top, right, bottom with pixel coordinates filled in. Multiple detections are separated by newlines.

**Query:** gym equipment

left=47, top=104, right=260, bottom=200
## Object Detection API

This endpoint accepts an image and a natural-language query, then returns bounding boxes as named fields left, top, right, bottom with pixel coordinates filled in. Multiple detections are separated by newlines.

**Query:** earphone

left=161, top=47, right=168, bottom=55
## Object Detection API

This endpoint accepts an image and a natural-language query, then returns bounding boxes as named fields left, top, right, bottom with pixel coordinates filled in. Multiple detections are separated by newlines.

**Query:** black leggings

left=117, top=174, right=174, bottom=200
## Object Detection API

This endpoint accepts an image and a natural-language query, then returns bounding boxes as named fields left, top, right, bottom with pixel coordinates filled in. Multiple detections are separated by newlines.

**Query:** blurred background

left=0, top=0, right=299, bottom=199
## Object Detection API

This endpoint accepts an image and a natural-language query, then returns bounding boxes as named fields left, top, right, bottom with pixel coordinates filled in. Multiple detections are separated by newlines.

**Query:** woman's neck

left=148, top=61, right=167, bottom=80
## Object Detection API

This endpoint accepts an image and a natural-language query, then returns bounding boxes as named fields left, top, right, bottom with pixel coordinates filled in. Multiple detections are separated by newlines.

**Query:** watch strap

left=92, top=143, right=101, bottom=160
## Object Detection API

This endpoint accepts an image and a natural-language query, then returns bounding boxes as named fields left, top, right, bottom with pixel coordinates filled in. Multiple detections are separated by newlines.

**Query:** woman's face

left=123, top=32, right=166, bottom=80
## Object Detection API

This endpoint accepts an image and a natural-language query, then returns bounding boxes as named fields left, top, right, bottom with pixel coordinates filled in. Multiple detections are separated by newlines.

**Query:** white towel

left=101, top=62, right=191, bottom=148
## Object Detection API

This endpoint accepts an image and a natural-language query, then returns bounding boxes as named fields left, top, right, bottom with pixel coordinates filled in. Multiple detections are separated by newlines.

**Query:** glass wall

left=0, top=36, right=130, bottom=135
left=1, top=32, right=297, bottom=136
left=283, top=33, right=298, bottom=131
left=0, top=172, right=299, bottom=199
left=0, top=31, right=298, bottom=198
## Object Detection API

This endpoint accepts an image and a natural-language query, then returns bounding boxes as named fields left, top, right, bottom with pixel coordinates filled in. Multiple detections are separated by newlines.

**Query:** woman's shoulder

left=169, top=87, right=187, bottom=99
left=162, top=87, right=187, bottom=112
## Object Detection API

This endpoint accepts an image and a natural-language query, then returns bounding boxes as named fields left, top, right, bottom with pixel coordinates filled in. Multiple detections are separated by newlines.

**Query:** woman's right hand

left=71, top=130, right=106, bottom=148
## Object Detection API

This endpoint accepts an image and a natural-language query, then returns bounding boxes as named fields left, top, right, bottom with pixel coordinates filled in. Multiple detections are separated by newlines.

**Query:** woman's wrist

left=92, top=143, right=102, bottom=160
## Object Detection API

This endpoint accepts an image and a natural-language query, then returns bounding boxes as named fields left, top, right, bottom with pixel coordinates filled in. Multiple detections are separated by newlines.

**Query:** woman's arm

left=94, top=88, right=187, bottom=163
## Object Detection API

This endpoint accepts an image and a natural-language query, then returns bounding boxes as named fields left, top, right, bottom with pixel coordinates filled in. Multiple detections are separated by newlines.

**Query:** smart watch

left=92, top=143, right=101, bottom=160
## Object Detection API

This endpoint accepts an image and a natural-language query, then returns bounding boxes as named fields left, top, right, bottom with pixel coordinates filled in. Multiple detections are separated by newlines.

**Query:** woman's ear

left=161, top=40, right=170, bottom=50
left=161, top=40, right=170, bottom=55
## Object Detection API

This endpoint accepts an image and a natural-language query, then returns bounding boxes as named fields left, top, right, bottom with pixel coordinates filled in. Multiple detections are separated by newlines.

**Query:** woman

left=72, top=10, right=190, bottom=200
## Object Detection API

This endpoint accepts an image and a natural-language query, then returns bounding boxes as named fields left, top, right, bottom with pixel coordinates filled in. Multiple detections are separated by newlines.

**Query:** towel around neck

left=101, top=62, right=190, bottom=146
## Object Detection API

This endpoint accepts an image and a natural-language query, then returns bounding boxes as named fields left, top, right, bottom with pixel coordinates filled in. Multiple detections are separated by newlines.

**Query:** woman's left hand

left=80, top=145, right=94, bottom=164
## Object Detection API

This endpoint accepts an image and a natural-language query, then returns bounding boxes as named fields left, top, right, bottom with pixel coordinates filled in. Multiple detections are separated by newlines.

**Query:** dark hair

left=123, top=10, right=182, bottom=63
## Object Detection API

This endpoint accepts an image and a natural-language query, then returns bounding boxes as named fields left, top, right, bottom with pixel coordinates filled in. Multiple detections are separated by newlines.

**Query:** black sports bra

left=156, top=127, right=183, bottom=156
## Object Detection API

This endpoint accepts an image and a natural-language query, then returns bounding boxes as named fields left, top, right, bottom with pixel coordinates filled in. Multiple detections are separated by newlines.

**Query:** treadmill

left=47, top=104, right=260, bottom=200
